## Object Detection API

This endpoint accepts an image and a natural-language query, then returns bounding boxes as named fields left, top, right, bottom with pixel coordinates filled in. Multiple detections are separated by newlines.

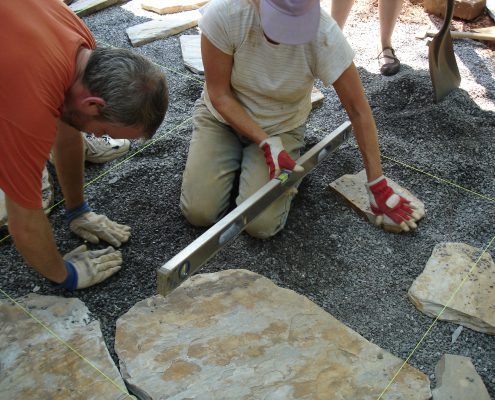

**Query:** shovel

left=428, top=0, right=461, bottom=103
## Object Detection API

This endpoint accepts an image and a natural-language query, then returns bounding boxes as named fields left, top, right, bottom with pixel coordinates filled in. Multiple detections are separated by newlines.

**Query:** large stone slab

left=408, top=243, right=495, bottom=334
left=116, top=269, right=431, bottom=400
left=141, top=0, right=208, bottom=15
left=126, top=10, right=201, bottom=47
left=329, top=169, right=425, bottom=233
left=0, top=294, right=134, bottom=400
left=69, top=0, right=126, bottom=16
left=423, top=0, right=486, bottom=20
left=432, top=354, right=491, bottom=400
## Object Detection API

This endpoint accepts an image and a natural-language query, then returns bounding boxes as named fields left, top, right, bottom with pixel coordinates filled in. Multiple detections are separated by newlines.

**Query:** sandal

left=378, top=46, right=401, bottom=76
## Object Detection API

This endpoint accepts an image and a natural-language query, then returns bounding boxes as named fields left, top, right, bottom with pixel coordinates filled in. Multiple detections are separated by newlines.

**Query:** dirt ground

left=1, top=0, right=494, bottom=397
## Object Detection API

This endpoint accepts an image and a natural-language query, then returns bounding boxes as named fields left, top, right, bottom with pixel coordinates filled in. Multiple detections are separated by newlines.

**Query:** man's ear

left=80, top=96, right=106, bottom=117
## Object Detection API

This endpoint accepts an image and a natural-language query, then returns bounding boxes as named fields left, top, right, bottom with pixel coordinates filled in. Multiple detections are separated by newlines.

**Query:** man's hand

left=61, top=245, right=122, bottom=289
left=260, top=136, right=304, bottom=179
left=367, top=176, right=424, bottom=232
left=70, top=212, right=131, bottom=247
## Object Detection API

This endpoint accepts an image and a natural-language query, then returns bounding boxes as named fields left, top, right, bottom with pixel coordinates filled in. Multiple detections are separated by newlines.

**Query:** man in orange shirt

left=0, top=0, right=169, bottom=289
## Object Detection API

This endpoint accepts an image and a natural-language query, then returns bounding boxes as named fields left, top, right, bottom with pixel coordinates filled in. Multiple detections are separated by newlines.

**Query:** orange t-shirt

left=0, top=0, right=96, bottom=208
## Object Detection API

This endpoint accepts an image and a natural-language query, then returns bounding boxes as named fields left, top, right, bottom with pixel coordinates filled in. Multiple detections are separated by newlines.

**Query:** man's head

left=260, top=0, right=320, bottom=45
left=61, top=47, right=169, bottom=139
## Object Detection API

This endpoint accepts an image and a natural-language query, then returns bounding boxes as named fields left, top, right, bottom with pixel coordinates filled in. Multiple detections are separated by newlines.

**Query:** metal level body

left=158, top=121, right=353, bottom=296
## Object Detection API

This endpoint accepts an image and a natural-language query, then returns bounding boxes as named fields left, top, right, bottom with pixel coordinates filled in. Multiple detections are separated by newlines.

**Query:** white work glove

left=259, top=136, right=304, bottom=179
left=367, top=175, right=424, bottom=232
left=57, top=245, right=122, bottom=289
left=66, top=201, right=130, bottom=247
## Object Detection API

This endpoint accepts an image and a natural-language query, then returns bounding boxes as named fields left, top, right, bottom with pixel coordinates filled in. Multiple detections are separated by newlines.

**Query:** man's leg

left=331, top=0, right=355, bottom=29
left=180, top=100, right=243, bottom=226
left=239, top=127, right=305, bottom=239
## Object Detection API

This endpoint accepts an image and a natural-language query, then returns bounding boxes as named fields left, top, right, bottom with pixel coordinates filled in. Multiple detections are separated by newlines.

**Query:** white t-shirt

left=199, top=0, right=355, bottom=135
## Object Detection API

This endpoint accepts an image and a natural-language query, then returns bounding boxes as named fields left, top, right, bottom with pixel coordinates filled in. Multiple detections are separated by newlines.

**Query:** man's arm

left=54, top=121, right=131, bottom=247
left=54, top=120, right=85, bottom=209
left=6, top=195, right=67, bottom=283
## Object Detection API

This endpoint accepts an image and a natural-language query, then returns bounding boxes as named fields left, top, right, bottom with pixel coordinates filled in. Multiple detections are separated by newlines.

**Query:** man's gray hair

left=83, top=47, right=169, bottom=138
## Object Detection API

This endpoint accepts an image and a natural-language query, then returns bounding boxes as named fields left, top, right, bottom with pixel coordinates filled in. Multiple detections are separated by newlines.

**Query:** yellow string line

left=0, top=287, right=133, bottom=399
left=376, top=233, right=495, bottom=399
left=308, top=124, right=495, bottom=204
left=0, top=117, right=193, bottom=245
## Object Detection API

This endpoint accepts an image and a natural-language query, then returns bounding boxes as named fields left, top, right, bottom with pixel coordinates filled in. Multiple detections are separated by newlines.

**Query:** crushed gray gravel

left=1, top=0, right=494, bottom=397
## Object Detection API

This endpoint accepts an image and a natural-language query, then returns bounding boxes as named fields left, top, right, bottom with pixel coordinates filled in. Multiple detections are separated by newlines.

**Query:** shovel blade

left=428, top=0, right=461, bottom=103
left=429, top=31, right=461, bottom=103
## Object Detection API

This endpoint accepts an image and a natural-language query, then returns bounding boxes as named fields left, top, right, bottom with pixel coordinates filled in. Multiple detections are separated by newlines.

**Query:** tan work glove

left=57, top=245, right=122, bottom=289
left=70, top=212, right=131, bottom=247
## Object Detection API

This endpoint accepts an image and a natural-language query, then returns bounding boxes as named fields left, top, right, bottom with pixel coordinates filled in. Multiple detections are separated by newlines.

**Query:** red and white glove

left=259, top=136, right=304, bottom=179
left=367, top=176, right=424, bottom=232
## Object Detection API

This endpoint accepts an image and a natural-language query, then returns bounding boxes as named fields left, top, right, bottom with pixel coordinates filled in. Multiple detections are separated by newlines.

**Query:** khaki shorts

left=180, top=99, right=305, bottom=239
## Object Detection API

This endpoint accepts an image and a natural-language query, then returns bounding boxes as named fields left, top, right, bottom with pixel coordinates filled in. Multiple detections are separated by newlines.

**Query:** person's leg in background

left=180, top=100, right=244, bottom=226
left=239, top=126, right=305, bottom=239
left=378, top=0, right=404, bottom=76
left=330, top=0, right=355, bottom=29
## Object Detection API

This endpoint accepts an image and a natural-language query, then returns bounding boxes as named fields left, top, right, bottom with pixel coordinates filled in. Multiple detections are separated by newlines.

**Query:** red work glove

left=259, top=136, right=304, bottom=179
left=367, top=176, right=424, bottom=232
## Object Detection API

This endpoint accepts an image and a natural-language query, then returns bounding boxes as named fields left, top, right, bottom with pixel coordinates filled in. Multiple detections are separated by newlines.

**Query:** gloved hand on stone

left=66, top=201, right=131, bottom=247
left=367, top=175, right=424, bottom=232
left=56, top=245, right=122, bottom=290
left=259, top=136, right=304, bottom=179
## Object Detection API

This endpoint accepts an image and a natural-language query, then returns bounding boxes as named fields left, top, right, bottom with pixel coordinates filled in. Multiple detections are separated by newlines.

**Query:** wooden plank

left=141, top=0, right=208, bottom=15
left=69, top=0, right=125, bottom=16
left=126, top=10, right=201, bottom=47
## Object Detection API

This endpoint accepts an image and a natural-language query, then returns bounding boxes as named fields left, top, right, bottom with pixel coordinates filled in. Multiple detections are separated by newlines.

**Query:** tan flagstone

left=126, top=10, right=201, bottom=47
left=116, top=269, right=431, bottom=400
left=141, top=0, right=208, bottom=15
left=180, top=34, right=204, bottom=74
left=0, top=294, right=134, bottom=400
left=70, top=0, right=126, bottom=16
left=408, top=242, right=495, bottom=334
left=329, top=169, right=425, bottom=232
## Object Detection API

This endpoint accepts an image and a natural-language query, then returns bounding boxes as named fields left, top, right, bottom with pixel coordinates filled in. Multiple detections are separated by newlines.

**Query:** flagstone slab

left=329, top=169, right=425, bottom=232
left=142, top=0, right=208, bottom=14
left=70, top=0, right=126, bottom=16
left=0, top=294, right=134, bottom=400
left=115, top=269, right=431, bottom=400
left=432, top=354, right=490, bottom=400
left=432, top=354, right=491, bottom=400
left=408, top=242, right=495, bottom=334
left=126, top=10, right=201, bottom=47
left=311, top=87, right=324, bottom=109
left=180, top=34, right=204, bottom=74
